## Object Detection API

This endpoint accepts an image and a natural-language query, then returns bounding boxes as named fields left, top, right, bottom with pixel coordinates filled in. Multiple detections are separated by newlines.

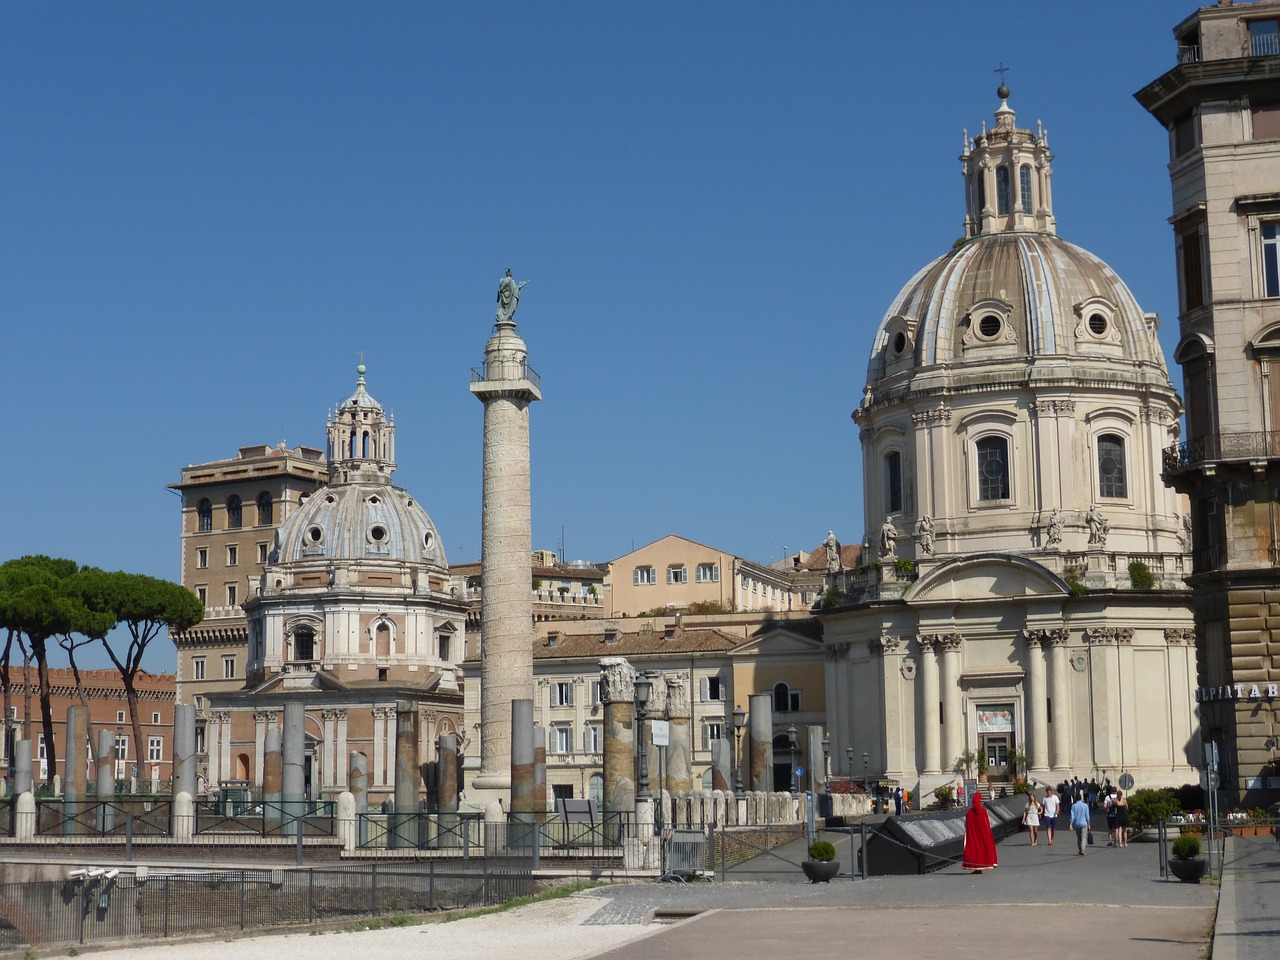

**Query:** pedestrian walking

left=962, top=791, right=998, bottom=873
left=1104, top=787, right=1120, bottom=845
left=1041, top=786, right=1060, bottom=846
left=894, top=786, right=904, bottom=816
left=1114, top=789, right=1129, bottom=847
left=1070, top=791, right=1091, bottom=856
left=1022, top=791, right=1043, bottom=846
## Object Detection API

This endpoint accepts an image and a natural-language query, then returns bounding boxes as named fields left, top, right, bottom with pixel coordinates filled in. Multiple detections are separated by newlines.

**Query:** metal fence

left=0, top=862, right=533, bottom=949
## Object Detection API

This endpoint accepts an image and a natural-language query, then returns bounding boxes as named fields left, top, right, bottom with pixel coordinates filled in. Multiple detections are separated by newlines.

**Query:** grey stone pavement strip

left=1213, top=835, right=1280, bottom=960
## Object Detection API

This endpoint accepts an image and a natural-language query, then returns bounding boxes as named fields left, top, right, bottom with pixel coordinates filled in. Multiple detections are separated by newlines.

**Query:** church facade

left=203, top=365, right=466, bottom=806
left=821, top=89, right=1200, bottom=799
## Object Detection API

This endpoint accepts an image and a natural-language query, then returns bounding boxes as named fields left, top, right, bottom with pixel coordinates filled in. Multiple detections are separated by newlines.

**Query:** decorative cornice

left=1164, top=627, right=1196, bottom=645
left=911, top=405, right=953, bottom=426
left=1084, top=627, right=1134, bottom=645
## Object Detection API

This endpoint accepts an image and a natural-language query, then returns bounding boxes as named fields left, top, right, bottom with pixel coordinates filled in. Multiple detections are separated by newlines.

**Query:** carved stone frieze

left=911, top=406, right=953, bottom=426
left=1030, top=400, right=1076, bottom=416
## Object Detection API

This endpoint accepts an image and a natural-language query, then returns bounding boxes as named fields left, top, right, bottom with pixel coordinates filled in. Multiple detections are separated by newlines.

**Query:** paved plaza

left=73, top=826, right=1280, bottom=960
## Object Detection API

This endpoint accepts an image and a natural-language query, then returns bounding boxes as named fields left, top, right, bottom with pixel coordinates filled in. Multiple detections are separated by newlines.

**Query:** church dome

left=867, top=231, right=1167, bottom=383
left=274, top=481, right=446, bottom=567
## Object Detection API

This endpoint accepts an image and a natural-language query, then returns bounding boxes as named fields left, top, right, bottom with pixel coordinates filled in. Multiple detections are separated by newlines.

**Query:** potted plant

left=1168, top=833, right=1207, bottom=883
left=801, top=840, right=839, bottom=883
left=933, top=784, right=956, bottom=809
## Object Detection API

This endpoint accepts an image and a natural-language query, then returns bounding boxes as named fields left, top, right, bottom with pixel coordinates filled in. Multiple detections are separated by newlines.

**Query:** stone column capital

left=598, top=657, right=635, bottom=705
left=1024, top=627, right=1069, bottom=647
left=1164, top=627, right=1196, bottom=645
left=1084, top=626, right=1133, bottom=645
left=915, top=633, right=940, bottom=652
left=938, top=633, right=963, bottom=651
left=869, top=634, right=904, bottom=655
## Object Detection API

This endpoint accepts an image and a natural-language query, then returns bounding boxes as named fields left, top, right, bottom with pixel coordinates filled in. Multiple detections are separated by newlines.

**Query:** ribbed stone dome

left=274, top=482, right=446, bottom=567
left=867, top=231, right=1166, bottom=384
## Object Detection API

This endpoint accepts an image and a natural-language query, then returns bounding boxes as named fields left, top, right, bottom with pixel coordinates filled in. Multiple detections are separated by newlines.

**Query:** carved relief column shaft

left=1024, top=631, right=1049, bottom=774
left=1048, top=630, right=1070, bottom=771
left=917, top=635, right=941, bottom=774
left=665, top=673, right=693, bottom=794
left=939, top=635, right=964, bottom=770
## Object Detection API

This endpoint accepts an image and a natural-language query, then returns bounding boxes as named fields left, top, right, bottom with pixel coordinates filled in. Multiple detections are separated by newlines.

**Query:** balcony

left=470, top=359, right=541, bottom=389
left=1178, top=45, right=1201, bottom=64
left=1163, top=432, right=1280, bottom=473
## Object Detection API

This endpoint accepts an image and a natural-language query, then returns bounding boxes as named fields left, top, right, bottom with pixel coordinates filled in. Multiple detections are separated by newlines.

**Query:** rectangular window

left=37, top=734, right=46, bottom=760
left=194, top=694, right=204, bottom=712
left=789, top=691, right=801, bottom=712
left=1249, top=18, right=1279, bottom=57
left=975, top=436, right=1011, bottom=501
left=696, top=563, right=720, bottom=583
left=226, top=583, right=237, bottom=606
left=667, top=565, right=687, bottom=584
left=196, top=586, right=207, bottom=606
left=115, top=736, right=128, bottom=760
left=194, top=726, right=206, bottom=755
left=1252, top=100, right=1280, bottom=141
left=583, top=725, right=601, bottom=753
left=885, top=451, right=903, bottom=513
left=1173, top=111, right=1197, bottom=159
left=554, top=726, right=573, bottom=754
left=701, top=723, right=723, bottom=750
left=257, top=542, right=269, bottom=564
left=1264, top=222, right=1279, bottom=298
left=552, top=681, right=574, bottom=707
left=222, top=656, right=235, bottom=679
left=152, top=712, right=161, bottom=724
left=437, top=633, right=452, bottom=662
left=116, top=709, right=126, bottom=723
left=196, top=548, right=208, bottom=569
left=633, top=566, right=655, bottom=586
left=1019, top=164, right=1033, bottom=214
left=1181, top=227, right=1205, bottom=311
left=193, top=658, right=206, bottom=681
left=148, top=736, right=163, bottom=762
left=590, top=680, right=602, bottom=706
left=226, top=545, right=238, bottom=567
left=701, top=676, right=723, bottom=701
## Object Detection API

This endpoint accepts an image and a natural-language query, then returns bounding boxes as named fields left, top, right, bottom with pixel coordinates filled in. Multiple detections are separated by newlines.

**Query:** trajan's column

left=469, top=270, right=540, bottom=793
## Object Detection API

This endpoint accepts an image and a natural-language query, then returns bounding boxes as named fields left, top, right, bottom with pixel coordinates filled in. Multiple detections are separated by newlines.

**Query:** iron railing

left=1164, top=431, right=1280, bottom=472
left=470, top=359, right=541, bottom=389
left=355, top=811, right=484, bottom=851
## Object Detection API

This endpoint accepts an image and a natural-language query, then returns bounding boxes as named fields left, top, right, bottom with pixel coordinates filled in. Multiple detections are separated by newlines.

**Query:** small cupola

left=961, top=83, right=1056, bottom=238
left=326, top=362, right=396, bottom=484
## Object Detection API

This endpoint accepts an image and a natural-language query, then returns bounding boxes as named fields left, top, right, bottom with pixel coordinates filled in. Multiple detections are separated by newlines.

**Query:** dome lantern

left=962, top=87, right=1056, bottom=239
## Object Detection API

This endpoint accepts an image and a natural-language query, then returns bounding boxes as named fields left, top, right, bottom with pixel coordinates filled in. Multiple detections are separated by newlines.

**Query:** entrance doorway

left=982, top=735, right=1009, bottom=780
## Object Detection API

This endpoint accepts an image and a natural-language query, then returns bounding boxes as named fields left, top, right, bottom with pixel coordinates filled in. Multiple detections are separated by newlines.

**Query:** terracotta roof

left=798, top=541, right=863, bottom=572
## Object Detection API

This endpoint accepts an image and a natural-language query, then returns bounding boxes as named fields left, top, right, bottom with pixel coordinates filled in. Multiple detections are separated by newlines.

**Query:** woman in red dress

left=962, top=791, right=998, bottom=873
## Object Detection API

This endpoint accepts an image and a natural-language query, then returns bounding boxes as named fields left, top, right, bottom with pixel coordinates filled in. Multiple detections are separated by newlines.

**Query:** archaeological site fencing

left=0, top=862, right=533, bottom=950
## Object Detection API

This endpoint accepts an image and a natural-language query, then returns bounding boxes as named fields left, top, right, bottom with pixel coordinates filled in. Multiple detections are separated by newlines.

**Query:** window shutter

left=700, top=677, right=709, bottom=702
left=566, top=684, right=574, bottom=707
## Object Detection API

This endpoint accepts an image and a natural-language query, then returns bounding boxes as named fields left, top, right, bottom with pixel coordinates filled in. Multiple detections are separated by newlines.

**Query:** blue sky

left=2, top=1, right=1189, bottom=666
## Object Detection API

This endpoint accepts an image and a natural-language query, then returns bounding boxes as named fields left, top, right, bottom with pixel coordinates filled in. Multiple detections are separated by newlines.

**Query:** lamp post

left=732, top=704, right=747, bottom=798
left=634, top=673, right=652, bottom=801
left=787, top=724, right=798, bottom=795
left=862, top=750, right=870, bottom=795
left=845, top=746, right=854, bottom=781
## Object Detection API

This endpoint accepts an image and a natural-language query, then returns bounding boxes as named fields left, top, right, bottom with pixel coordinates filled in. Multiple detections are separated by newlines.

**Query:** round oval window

left=893, top=331, right=907, bottom=354
left=424, top=531, right=434, bottom=550
left=307, top=526, right=323, bottom=543
left=979, top=315, right=1002, bottom=338
left=1100, top=455, right=1120, bottom=477
left=370, top=525, right=387, bottom=543
left=1088, top=314, right=1108, bottom=337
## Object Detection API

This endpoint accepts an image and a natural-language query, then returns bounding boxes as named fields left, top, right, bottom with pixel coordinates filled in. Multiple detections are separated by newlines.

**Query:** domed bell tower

left=327, top=362, right=396, bottom=485
left=963, top=83, right=1056, bottom=238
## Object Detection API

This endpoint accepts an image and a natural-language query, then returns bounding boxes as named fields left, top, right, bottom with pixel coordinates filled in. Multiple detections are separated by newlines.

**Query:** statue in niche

left=1045, top=510, right=1065, bottom=548
left=496, top=269, right=530, bottom=323
left=880, top=517, right=898, bottom=558
left=916, top=515, right=935, bottom=556
left=823, top=530, right=842, bottom=573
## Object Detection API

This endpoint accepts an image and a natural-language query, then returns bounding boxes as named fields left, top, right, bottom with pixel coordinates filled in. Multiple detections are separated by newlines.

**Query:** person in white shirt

left=1041, top=786, right=1061, bottom=846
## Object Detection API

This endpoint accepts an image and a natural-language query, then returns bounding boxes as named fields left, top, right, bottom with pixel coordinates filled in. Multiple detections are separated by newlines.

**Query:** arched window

left=196, top=499, right=212, bottom=532
left=885, top=451, right=903, bottom=514
left=1097, top=434, right=1127, bottom=498
left=996, top=166, right=1011, bottom=215
left=773, top=682, right=791, bottom=713
left=256, top=491, right=273, bottom=526
left=349, top=430, right=357, bottom=458
left=225, top=495, right=242, bottom=529
left=1019, top=165, right=1033, bottom=214
left=977, top=173, right=986, bottom=213
left=362, top=431, right=371, bottom=458
left=975, top=436, right=1010, bottom=501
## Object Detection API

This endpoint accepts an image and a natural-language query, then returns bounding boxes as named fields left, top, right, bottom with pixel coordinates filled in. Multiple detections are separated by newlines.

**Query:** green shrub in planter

left=1127, top=788, right=1181, bottom=832
left=808, top=840, right=836, bottom=862
left=933, top=784, right=955, bottom=806
left=1128, top=559, right=1155, bottom=590
left=1171, top=833, right=1201, bottom=860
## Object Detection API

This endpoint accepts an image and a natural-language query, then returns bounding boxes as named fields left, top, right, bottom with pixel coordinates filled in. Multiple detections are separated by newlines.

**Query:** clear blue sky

left=2, top=1, right=1189, bottom=666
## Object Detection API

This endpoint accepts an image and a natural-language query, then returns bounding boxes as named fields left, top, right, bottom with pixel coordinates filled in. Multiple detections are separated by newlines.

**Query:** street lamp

left=732, top=704, right=747, bottom=798
left=787, top=724, right=798, bottom=795
left=862, top=750, right=870, bottom=795
left=845, top=745, right=854, bottom=779
left=634, top=673, right=652, bottom=801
